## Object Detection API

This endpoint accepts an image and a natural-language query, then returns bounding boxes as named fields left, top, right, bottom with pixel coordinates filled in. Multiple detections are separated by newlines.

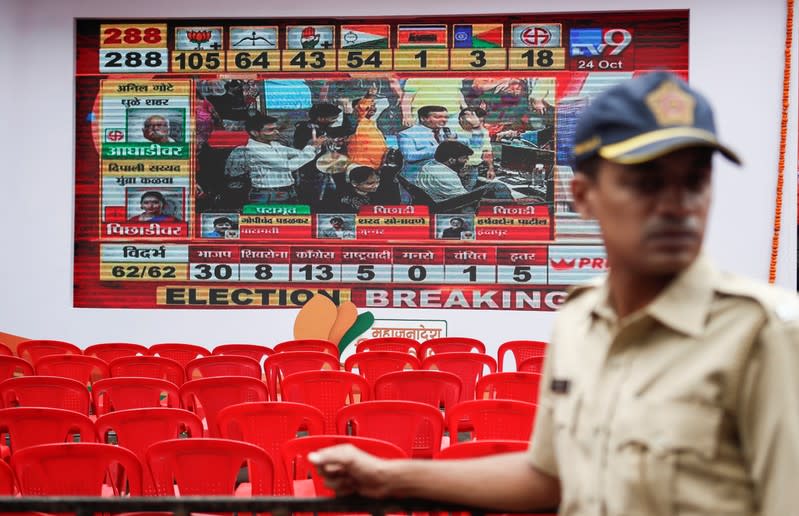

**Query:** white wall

left=0, top=0, right=796, bottom=350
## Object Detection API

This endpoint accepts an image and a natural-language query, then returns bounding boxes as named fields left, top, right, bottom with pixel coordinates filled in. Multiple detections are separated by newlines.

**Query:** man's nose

left=655, top=184, right=697, bottom=214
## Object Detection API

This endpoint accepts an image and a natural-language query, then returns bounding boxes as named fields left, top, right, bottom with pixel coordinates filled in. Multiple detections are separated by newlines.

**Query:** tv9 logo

left=570, top=28, right=632, bottom=56
left=569, top=28, right=633, bottom=70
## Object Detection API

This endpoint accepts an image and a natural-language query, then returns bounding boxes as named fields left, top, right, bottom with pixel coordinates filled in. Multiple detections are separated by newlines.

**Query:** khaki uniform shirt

left=528, top=256, right=799, bottom=515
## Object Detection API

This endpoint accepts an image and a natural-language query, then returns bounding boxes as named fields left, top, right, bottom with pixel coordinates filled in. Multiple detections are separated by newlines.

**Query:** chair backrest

left=0, top=356, right=34, bottom=380
left=497, top=340, right=548, bottom=371
left=274, top=339, right=339, bottom=356
left=476, top=372, right=543, bottom=403
left=263, top=351, right=341, bottom=400
left=11, top=442, right=142, bottom=496
left=17, top=340, right=82, bottom=363
left=517, top=355, right=546, bottom=374
left=336, top=400, right=445, bottom=458
left=0, top=376, right=91, bottom=414
left=212, top=343, right=275, bottom=363
left=185, top=355, right=262, bottom=380
left=149, top=343, right=210, bottom=367
left=83, top=342, right=149, bottom=362
left=34, top=354, right=110, bottom=386
left=280, top=370, right=370, bottom=433
left=92, top=377, right=180, bottom=416
left=355, top=337, right=420, bottom=355
left=282, top=435, right=406, bottom=496
left=373, top=370, right=462, bottom=413
left=179, top=376, right=269, bottom=436
left=344, top=351, right=421, bottom=387
left=0, top=343, right=13, bottom=357
left=96, top=407, right=203, bottom=495
left=434, top=439, right=529, bottom=459
left=217, top=401, right=325, bottom=496
left=109, top=355, right=186, bottom=386
left=146, top=437, right=273, bottom=496
left=0, top=458, right=15, bottom=494
left=0, top=407, right=97, bottom=454
left=446, top=399, right=537, bottom=441
left=421, top=352, right=497, bottom=402
left=419, top=337, right=486, bottom=358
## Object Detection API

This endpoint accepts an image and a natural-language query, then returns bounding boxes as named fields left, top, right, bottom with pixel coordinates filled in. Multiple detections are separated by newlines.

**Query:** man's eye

left=629, top=176, right=662, bottom=193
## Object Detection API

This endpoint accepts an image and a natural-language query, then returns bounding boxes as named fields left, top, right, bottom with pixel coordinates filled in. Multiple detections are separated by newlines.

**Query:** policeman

left=308, top=72, right=799, bottom=515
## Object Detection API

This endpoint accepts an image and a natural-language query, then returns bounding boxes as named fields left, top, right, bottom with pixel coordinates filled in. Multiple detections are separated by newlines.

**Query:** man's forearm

left=381, top=452, right=560, bottom=511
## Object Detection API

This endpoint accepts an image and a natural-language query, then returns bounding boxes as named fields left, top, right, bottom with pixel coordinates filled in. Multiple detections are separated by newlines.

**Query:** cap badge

left=645, top=81, right=695, bottom=127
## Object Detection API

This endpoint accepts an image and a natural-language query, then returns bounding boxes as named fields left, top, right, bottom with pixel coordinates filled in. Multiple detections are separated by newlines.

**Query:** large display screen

left=74, top=11, right=689, bottom=309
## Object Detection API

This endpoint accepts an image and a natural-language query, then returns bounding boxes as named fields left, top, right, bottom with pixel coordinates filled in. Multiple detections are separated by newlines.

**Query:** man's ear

left=570, top=172, right=595, bottom=220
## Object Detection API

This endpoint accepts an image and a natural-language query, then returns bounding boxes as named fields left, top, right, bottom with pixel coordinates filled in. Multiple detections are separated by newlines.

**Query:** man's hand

left=496, top=130, right=519, bottom=140
left=530, top=98, right=551, bottom=115
left=308, top=444, right=394, bottom=498
left=337, top=97, right=354, bottom=114
left=311, top=135, right=330, bottom=150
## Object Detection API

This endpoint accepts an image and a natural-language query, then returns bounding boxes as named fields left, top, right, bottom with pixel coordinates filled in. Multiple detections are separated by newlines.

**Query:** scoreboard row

left=99, top=243, right=607, bottom=286
left=102, top=261, right=543, bottom=285
left=100, top=47, right=570, bottom=74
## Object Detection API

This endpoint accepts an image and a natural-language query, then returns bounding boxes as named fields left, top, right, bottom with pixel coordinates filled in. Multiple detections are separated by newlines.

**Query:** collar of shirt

left=246, top=138, right=279, bottom=149
left=590, top=254, right=717, bottom=338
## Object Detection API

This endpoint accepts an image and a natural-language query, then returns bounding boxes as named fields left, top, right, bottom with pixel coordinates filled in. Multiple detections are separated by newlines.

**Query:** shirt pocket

left=607, top=400, right=722, bottom=516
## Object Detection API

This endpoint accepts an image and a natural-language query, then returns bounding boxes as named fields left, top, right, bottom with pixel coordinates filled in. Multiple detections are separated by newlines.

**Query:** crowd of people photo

left=194, top=76, right=556, bottom=216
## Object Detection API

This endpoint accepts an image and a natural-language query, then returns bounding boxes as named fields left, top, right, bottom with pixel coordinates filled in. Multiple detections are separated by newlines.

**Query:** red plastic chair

left=0, top=356, right=34, bottom=380
left=344, top=351, right=421, bottom=387
left=422, top=352, right=497, bottom=403
left=83, top=342, right=148, bottom=362
left=0, top=343, right=12, bottom=356
left=274, top=339, right=339, bottom=356
left=179, top=376, right=269, bottom=437
left=337, top=400, right=445, bottom=458
left=34, top=354, right=110, bottom=386
left=109, top=355, right=186, bottom=386
left=96, top=407, right=203, bottom=495
left=185, top=354, right=262, bottom=380
left=433, top=439, right=532, bottom=516
left=282, top=435, right=406, bottom=496
left=149, top=343, right=210, bottom=367
left=212, top=343, right=275, bottom=362
left=419, top=337, right=486, bottom=358
left=476, top=372, right=543, bottom=403
left=281, top=370, right=370, bottom=433
left=497, top=340, right=548, bottom=371
left=0, top=407, right=97, bottom=455
left=446, top=400, right=537, bottom=442
left=264, top=351, right=341, bottom=400
left=146, top=437, right=273, bottom=496
left=92, top=377, right=180, bottom=416
left=0, top=376, right=91, bottom=414
left=373, top=370, right=462, bottom=413
left=356, top=337, right=420, bottom=355
left=11, top=442, right=142, bottom=496
left=17, top=339, right=82, bottom=363
left=217, top=401, right=325, bottom=495
left=434, top=439, right=529, bottom=459
left=517, top=355, right=546, bottom=374
left=0, top=458, right=15, bottom=494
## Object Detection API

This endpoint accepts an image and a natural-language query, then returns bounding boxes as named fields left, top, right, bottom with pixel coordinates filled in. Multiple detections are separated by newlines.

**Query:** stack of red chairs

left=0, top=334, right=550, bottom=502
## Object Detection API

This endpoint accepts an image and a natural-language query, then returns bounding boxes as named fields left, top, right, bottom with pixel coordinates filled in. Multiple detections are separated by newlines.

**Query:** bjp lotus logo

left=187, top=30, right=212, bottom=49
